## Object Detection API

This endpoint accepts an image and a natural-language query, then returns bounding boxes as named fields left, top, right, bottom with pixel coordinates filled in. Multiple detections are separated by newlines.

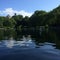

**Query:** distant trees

left=0, top=5, right=60, bottom=29
left=44, top=5, right=60, bottom=26
left=0, top=16, right=5, bottom=27
left=29, top=10, right=47, bottom=26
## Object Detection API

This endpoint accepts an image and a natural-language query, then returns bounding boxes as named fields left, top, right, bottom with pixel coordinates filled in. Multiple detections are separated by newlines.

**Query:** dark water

left=0, top=28, right=60, bottom=60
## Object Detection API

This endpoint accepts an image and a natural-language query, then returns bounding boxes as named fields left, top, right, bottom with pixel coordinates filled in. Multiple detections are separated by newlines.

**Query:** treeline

left=0, top=5, right=60, bottom=29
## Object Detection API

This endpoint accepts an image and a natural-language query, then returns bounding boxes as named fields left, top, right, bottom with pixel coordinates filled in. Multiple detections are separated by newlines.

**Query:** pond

left=0, top=28, right=60, bottom=60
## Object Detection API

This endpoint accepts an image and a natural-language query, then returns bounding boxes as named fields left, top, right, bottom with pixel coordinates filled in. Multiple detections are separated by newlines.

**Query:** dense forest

left=0, top=5, right=60, bottom=30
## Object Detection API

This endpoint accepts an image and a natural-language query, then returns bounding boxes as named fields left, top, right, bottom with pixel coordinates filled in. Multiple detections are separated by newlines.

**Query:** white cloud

left=0, top=8, right=33, bottom=17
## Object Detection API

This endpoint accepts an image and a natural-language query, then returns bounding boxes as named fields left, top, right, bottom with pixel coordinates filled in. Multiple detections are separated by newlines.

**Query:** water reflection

left=0, top=28, right=60, bottom=60
left=0, top=36, right=35, bottom=48
left=0, top=28, right=60, bottom=50
left=4, top=40, right=15, bottom=48
left=39, top=42, right=56, bottom=49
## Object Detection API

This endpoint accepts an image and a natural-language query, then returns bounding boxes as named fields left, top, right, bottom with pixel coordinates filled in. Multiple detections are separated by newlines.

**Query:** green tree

left=29, top=10, right=47, bottom=26
left=0, top=16, right=5, bottom=28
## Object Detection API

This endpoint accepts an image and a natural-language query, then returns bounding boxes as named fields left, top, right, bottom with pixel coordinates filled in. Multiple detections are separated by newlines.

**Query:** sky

left=0, top=0, right=60, bottom=17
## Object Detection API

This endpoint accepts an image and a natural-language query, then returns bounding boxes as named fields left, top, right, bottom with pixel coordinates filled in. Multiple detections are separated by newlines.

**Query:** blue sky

left=0, top=0, right=60, bottom=17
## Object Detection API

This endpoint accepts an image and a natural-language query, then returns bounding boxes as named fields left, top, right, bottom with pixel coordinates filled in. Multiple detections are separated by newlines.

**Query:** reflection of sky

left=40, top=42, right=56, bottom=49
left=39, top=42, right=60, bottom=55
left=40, top=45, right=55, bottom=49
left=0, top=39, right=60, bottom=56
left=0, top=40, right=57, bottom=50
left=4, top=40, right=16, bottom=48
left=5, top=40, right=33, bottom=48
left=0, top=36, right=35, bottom=48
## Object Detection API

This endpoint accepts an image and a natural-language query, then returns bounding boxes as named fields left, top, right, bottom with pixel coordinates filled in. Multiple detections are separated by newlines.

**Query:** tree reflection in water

left=0, top=28, right=60, bottom=49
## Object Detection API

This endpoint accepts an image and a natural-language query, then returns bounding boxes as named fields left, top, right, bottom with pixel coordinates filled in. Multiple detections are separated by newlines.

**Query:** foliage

left=0, top=5, right=60, bottom=29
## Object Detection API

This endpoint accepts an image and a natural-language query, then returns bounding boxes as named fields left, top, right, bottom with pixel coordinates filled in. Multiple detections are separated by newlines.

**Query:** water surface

left=0, top=29, right=60, bottom=60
